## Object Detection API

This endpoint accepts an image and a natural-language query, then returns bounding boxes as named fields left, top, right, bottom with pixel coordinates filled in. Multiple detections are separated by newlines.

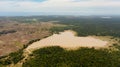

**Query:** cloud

left=0, top=0, right=120, bottom=15
left=0, top=0, right=69, bottom=1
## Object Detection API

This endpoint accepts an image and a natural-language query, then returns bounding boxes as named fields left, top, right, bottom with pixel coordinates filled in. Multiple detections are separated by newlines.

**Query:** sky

left=0, top=0, right=120, bottom=16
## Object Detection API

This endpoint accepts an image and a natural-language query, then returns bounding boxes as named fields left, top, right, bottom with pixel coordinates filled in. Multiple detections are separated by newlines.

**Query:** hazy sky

left=0, top=0, right=120, bottom=16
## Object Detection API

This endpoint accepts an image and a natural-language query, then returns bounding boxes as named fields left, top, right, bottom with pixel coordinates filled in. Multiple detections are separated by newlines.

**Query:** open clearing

left=26, top=30, right=109, bottom=53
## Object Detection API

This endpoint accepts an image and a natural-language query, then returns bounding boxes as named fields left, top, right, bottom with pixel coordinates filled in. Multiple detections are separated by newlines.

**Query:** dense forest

left=49, top=16, right=120, bottom=37
left=23, top=46, right=120, bottom=67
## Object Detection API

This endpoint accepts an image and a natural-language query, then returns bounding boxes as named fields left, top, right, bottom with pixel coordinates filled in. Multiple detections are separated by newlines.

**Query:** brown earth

left=0, top=21, right=54, bottom=56
left=26, top=30, right=109, bottom=53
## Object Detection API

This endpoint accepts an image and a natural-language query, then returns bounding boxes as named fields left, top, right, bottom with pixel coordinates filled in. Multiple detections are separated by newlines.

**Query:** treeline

left=0, top=30, right=16, bottom=36
left=23, top=38, right=41, bottom=49
left=23, top=46, right=120, bottom=67
left=50, top=22, right=120, bottom=37
left=47, top=16, right=120, bottom=37
left=0, top=49, right=24, bottom=66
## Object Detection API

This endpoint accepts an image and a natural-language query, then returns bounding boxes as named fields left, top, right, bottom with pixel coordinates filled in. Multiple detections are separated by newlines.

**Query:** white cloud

left=0, top=0, right=120, bottom=15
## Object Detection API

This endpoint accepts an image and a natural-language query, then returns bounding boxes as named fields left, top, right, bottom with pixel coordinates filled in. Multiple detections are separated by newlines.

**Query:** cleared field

left=26, top=30, right=109, bottom=53
left=0, top=21, right=54, bottom=56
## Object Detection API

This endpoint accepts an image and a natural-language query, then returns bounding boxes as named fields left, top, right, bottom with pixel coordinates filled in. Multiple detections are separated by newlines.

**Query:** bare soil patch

left=26, top=30, right=109, bottom=53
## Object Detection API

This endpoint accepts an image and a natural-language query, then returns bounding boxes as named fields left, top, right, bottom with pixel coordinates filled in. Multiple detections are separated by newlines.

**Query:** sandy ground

left=25, top=30, right=108, bottom=53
